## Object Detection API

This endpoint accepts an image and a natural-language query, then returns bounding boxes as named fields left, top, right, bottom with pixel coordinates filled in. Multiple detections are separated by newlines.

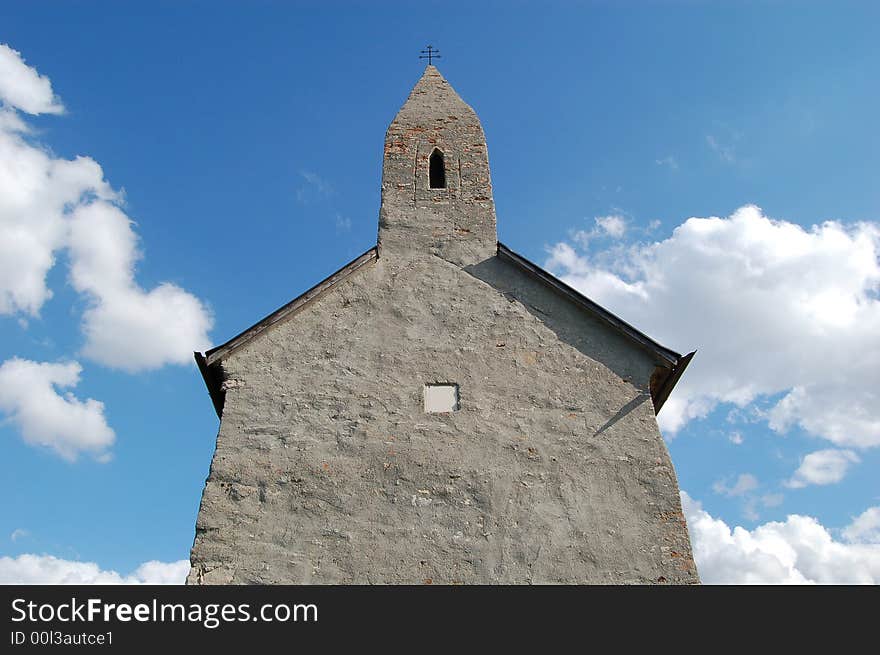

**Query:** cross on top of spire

left=419, top=45, right=441, bottom=65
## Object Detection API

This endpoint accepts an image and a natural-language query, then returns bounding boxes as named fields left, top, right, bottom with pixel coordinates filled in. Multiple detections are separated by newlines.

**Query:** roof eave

left=195, top=350, right=224, bottom=419
left=651, top=350, right=696, bottom=415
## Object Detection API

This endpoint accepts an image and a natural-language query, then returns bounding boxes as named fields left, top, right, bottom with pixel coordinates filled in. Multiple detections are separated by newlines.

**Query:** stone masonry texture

left=187, top=66, right=699, bottom=584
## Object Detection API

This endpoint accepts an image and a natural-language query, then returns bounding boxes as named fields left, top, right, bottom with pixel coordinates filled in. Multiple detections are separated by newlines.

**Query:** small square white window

left=424, top=384, right=459, bottom=413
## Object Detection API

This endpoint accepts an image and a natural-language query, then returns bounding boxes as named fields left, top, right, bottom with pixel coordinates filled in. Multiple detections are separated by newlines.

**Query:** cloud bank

left=0, top=554, right=188, bottom=584
left=683, top=492, right=880, bottom=584
left=546, top=205, right=880, bottom=455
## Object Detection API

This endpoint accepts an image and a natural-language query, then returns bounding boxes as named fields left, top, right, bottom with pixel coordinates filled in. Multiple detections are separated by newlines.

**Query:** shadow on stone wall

left=464, top=255, right=661, bottom=398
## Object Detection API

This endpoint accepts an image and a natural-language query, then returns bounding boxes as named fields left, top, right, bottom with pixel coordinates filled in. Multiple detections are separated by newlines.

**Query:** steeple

left=378, top=65, right=497, bottom=266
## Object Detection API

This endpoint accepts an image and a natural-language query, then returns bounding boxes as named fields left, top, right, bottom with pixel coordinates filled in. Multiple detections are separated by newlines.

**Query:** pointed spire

left=390, top=65, right=478, bottom=128
left=378, top=66, right=497, bottom=266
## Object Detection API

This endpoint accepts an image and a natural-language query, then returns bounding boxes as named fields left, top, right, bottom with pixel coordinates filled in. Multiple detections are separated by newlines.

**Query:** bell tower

left=378, top=65, right=498, bottom=266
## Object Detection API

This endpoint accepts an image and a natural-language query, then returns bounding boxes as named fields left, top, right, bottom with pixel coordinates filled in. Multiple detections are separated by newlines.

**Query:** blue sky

left=1, top=1, right=878, bottom=583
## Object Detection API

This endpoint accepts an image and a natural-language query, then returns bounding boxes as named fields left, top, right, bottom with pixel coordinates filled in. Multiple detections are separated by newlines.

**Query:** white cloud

left=10, top=528, right=29, bottom=542
left=0, top=44, right=64, bottom=115
left=742, top=493, right=786, bottom=522
left=296, top=170, right=332, bottom=203
left=682, top=491, right=880, bottom=584
left=0, top=43, right=212, bottom=369
left=729, top=431, right=744, bottom=445
left=68, top=202, right=213, bottom=371
left=713, top=473, right=759, bottom=497
left=0, top=114, right=114, bottom=316
left=0, top=554, right=188, bottom=584
left=546, top=205, right=880, bottom=449
left=0, top=358, right=114, bottom=461
left=335, top=213, right=352, bottom=233
left=843, top=507, right=880, bottom=544
left=655, top=155, right=678, bottom=170
left=706, top=134, right=735, bottom=163
left=762, top=493, right=784, bottom=508
left=573, top=215, right=628, bottom=249
left=786, top=449, right=860, bottom=489
left=594, top=215, right=626, bottom=238
left=712, top=474, right=783, bottom=521
left=301, top=170, right=331, bottom=194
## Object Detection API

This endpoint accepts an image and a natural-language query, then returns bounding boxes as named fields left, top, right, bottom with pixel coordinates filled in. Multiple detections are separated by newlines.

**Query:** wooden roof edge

left=204, top=246, right=378, bottom=367
left=195, top=350, right=224, bottom=419
left=195, top=246, right=378, bottom=418
left=651, top=350, right=696, bottom=415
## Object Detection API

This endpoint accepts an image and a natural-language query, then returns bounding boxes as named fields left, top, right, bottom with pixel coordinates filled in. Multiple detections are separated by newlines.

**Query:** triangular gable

left=195, top=247, right=378, bottom=417
left=195, top=243, right=693, bottom=418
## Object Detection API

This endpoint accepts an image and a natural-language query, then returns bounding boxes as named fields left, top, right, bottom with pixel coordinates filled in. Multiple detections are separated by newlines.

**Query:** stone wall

left=188, top=253, right=697, bottom=584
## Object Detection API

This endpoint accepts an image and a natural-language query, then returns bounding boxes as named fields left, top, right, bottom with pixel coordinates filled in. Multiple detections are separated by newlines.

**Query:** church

left=187, top=64, right=699, bottom=584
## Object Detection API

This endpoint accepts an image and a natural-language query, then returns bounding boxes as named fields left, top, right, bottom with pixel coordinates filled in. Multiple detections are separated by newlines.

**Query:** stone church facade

left=188, top=66, right=699, bottom=584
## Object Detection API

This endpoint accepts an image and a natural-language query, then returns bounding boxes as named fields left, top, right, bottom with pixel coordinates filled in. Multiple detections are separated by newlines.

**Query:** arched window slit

left=429, top=149, right=446, bottom=189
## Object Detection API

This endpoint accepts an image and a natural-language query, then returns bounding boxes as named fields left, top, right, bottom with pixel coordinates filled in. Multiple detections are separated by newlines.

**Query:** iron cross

left=419, top=45, right=441, bottom=65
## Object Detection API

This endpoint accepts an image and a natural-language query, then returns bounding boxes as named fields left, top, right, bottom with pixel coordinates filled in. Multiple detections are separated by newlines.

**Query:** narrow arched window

left=429, top=149, right=446, bottom=189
